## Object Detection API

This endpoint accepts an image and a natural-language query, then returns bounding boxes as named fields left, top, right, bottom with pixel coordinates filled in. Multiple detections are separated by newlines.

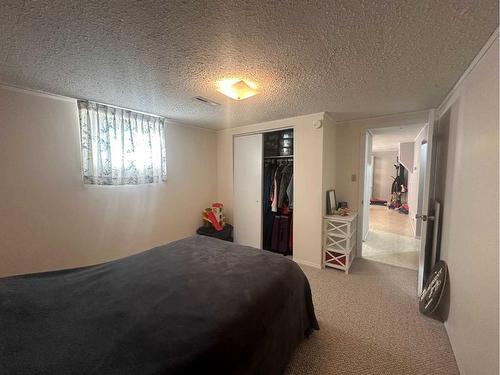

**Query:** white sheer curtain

left=78, top=100, right=167, bottom=185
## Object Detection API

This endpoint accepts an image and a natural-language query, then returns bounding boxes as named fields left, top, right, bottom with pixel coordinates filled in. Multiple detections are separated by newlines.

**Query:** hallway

left=362, top=205, right=419, bottom=270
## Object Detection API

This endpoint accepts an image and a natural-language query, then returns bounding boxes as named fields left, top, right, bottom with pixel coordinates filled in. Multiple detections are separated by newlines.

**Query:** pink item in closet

left=271, top=169, right=279, bottom=212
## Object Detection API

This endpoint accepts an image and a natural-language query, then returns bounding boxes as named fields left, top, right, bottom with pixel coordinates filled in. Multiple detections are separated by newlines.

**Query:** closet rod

left=263, top=155, right=294, bottom=159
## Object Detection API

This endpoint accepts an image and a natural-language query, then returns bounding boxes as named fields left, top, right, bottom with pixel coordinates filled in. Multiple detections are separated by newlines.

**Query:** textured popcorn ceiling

left=0, top=1, right=497, bottom=129
left=371, top=123, right=425, bottom=151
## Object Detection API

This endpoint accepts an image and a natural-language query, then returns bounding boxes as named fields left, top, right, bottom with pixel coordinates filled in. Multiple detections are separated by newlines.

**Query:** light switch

left=351, top=174, right=356, bottom=182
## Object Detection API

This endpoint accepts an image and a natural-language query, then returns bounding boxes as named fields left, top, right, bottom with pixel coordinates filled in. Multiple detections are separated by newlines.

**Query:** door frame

left=416, top=110, right=436, bottom=295
left=362, top=131, right=373, bottom=242
left=357, top=129, right=372, bottom=258
left=357, top=111, right=435, bottom=295
left=415, top=140, right=428, bottom=238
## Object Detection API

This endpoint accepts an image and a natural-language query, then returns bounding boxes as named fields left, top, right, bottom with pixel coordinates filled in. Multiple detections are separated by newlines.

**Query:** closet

left=233, top=129, right=294, bottom=255
left=262, top=129, right=294, bottom=255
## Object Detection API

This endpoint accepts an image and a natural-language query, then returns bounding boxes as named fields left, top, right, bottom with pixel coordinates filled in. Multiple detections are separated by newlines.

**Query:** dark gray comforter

left=0, top=235, right=318, bottom=374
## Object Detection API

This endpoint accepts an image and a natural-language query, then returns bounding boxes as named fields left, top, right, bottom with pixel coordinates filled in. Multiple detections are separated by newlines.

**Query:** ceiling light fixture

left=216, top=79, right=258, bottom=100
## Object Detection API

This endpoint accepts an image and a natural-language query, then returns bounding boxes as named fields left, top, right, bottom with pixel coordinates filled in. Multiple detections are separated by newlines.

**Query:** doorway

left=361, top=124, right=427, bottom=270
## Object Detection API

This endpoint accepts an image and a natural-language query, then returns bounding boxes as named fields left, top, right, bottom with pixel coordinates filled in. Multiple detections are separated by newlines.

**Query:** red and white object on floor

left=202, top=202, right=226, bottom=231
left=211, top=202, right=224, bottom=224
left=323, top=212, right=358, bottom=274
left=204, top=211, right=223, bottom=231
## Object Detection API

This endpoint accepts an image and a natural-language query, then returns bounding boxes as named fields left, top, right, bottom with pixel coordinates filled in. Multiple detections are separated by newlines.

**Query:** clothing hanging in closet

left=263, top=159, right=293, bottom=254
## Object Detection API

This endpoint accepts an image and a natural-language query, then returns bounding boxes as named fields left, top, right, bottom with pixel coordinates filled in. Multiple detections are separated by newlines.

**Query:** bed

left=0, top=235, right=318, bottom=374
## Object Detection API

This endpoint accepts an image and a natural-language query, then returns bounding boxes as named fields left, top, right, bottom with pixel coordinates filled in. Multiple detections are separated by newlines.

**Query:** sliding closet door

left=233, top=134, right=263, bottom=248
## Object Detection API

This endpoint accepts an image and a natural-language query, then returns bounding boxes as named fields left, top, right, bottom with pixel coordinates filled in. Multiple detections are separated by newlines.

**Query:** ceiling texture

left=371, top=123, right=425, bottom=151
left=1, top=0, right=498, bottom=129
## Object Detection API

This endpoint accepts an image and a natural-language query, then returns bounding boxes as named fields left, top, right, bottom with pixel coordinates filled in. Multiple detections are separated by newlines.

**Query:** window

left=78, top=100, right=167, bottom=185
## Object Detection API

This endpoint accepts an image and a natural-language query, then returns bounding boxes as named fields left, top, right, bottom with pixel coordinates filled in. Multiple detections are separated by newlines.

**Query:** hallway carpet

left=286, top=259, right=458, bottom=375
left=369, top=205, right=414, bottom=237
left=364, top=205, right=419, bottom=270
left=363, top=230, right=420, bottom=270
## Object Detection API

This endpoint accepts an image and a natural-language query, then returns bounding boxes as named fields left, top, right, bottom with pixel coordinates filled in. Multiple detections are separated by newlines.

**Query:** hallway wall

left=371, top=150, right=398, bottom=202
left=436, top=32, right=498, bottom=375
left=334, top=111, right=430, bottom=212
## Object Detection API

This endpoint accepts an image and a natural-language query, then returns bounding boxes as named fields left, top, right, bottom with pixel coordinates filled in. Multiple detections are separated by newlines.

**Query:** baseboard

left=293, top=257, right=323, bottom=269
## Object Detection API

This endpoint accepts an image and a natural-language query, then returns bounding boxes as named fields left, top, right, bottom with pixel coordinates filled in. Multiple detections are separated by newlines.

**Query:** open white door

left=362, top=132, right=373, bottom=241
left=233, top=134, right=263, bottom=248
left=416, top=110, right=435, bottom=295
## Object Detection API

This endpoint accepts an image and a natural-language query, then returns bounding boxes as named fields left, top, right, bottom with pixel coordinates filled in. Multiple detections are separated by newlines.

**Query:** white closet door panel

left=233, top=134, right=262, bottom=248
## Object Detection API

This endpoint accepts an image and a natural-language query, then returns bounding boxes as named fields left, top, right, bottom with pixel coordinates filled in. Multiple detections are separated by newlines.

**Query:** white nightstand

left=323, top=213, right=358, bottom=273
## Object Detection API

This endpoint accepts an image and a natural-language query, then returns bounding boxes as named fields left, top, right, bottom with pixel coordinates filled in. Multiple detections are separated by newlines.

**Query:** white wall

left=436, top=33, right=499, bottom=375
left=322, top=113, right=337, bottom=214
left=0, top=85, right=217, bottom=277
left=217, top=112, right=329, bottom=268
left=334, top=110, right=430, bottom=212
left=371, top=150, right=398, bottom=202
left=334, top=111, right=431, bottom=257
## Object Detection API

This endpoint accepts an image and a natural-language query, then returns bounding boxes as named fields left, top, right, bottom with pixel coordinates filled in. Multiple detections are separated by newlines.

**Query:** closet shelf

left=263, top=155, right=294, bottom=159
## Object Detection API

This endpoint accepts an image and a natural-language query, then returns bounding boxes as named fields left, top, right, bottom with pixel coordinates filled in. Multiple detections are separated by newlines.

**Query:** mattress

left=0, top=235, right=318, bottom=374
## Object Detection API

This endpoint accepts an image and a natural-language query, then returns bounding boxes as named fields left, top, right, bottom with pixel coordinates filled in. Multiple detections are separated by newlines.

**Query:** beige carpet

left=286, top=260, right=458, bottom=375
